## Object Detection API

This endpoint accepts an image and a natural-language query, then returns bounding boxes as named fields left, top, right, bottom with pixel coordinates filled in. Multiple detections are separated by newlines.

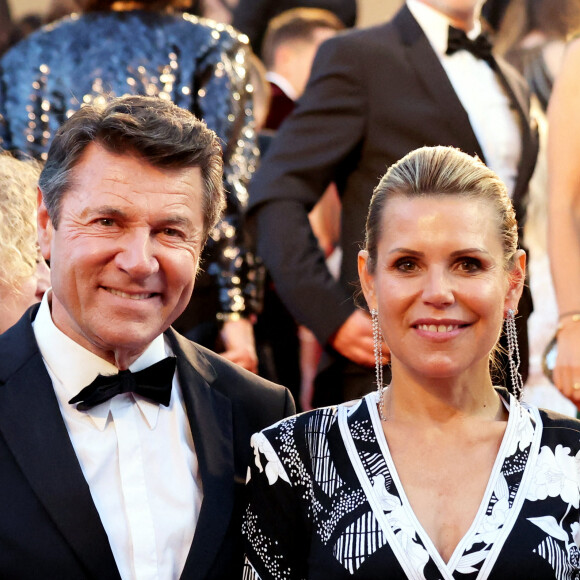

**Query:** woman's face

left=358, top=195, right=525, bottom=382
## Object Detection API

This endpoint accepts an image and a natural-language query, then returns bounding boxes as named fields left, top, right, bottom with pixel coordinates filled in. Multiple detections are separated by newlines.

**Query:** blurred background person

left=254, top=7, right=344, bottom=409
left=0, top=0, right=13, bottom=55
left=247, top=0, right=539, bottom=407
left=0, top=0, right=79, bottom=56
left=492, top=0, right=580, bottom=415
left=0, top=150, right=50, bottom=334
left=495, top=0, right=578, bottom=111
left=547, top=36, right=580, bottom=408
left=191, top=0, right=237, bottom=23
left=261, top=7, right=345, bottom=131
left=232, top=0, right=356, bottom=57
left=0, top=0, right=261, bottom=373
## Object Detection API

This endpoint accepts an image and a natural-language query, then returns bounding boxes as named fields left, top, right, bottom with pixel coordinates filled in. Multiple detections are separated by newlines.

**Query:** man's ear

left=37, top=187, right=53, bottom=262
left=505, top=249, right=526, bottom=312
left=358, top=250, right=377, bottom=310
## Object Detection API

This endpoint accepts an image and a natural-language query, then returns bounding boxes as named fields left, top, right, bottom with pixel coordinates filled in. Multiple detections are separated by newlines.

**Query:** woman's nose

left=421, top=267, right=455, bottom=307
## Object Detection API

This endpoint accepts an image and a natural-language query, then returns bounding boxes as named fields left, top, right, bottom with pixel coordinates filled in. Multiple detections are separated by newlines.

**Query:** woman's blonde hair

left=0, top=152, right=42, bottom=291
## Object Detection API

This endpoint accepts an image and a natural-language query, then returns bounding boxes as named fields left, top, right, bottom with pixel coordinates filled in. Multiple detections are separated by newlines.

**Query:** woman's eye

left=395, top=259, right=417, bottom=272
left=458, top=258, right=481, bottom=272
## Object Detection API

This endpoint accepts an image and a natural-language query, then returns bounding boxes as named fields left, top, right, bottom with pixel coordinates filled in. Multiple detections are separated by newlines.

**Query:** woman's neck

left=382, top=362, right=503, bottom=426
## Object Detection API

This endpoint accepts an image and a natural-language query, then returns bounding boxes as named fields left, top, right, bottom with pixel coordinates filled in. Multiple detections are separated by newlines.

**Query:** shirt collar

left=406, top=0, right=482, bottom=57
left=265, top=71, right=299, bottom=102
left=33, top=291, right=174, bottom=430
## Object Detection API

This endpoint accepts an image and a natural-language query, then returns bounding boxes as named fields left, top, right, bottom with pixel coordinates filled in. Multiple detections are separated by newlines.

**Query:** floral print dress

left=243, top=389, right=580, bottom=579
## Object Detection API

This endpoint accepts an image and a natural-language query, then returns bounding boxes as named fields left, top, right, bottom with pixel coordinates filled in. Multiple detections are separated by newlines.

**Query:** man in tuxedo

left=261, top=7, right=345, bottom=131
left=0, top=95, right=294, bottom=579
left=248, top=0, right=538, bottom=406
left=255, top=7, right=344, bottom=408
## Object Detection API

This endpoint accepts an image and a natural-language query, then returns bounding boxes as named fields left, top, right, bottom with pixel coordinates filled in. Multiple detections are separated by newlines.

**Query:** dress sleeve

left=243, top=430, right=309, bottom=580
left=194, top=29, right=262, bottom=319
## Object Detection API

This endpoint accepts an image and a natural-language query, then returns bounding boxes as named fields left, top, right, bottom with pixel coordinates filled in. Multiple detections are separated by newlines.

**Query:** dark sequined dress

left=0, top=10, right=261, bottom=331
left=243, top=390, right=580, bottom=579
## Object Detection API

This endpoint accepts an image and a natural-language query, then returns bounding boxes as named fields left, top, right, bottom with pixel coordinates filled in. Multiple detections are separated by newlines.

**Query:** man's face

left=418, top=0, right=485, bottom=30
left=38, top=143, right=205, bottom=367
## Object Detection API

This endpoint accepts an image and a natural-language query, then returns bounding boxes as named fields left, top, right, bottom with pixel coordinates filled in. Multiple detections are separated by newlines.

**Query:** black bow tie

left=446, top=26, right=494, bottom=65
left=69, top=357, right=177, bottom=411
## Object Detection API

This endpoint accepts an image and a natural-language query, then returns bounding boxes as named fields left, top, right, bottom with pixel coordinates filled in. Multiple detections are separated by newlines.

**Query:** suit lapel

left=0, top=310, right=120, bottom=579
left=394, top=5, right=485, bottom=160
left=167, top=330, right=235, bottom=580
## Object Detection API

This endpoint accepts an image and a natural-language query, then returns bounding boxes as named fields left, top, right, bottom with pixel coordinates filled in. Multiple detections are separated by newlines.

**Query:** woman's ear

left=358, top=250, right=377, bottom=310
left=505, top=249, right=526, bottom=312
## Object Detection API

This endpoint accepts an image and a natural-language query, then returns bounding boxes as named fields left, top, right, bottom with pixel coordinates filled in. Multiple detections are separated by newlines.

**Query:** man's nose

left=114, top=229, right=159, bottom=278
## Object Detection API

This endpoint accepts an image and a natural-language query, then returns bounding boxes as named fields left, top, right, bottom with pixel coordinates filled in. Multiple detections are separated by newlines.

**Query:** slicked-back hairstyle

left=363, top=146, right=519, bottom=275
left=0, top=151, right=42, bottom=290
left=261, top=7, right=345, bottom=69
left=362, top=146, right=521, bottom=387
left=38, top=94, right=225, bottom=241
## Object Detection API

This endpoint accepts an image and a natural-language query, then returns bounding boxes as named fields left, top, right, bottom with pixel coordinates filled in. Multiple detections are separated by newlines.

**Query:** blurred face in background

left=0, top=250, right=51, bottom=334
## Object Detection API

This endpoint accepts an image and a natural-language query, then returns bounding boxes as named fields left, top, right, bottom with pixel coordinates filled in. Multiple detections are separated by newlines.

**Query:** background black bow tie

left=69, top=357, right=177, bottom=411
left=446, top=26, right=494, bottom=65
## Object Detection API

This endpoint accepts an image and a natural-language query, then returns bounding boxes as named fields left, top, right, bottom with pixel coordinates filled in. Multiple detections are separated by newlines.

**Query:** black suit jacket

left=247, top=5, right=538, bottom=401
left=0, top=306, right=295, bottom=579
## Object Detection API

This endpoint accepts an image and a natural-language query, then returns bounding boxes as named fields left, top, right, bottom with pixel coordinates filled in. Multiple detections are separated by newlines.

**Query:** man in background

left=256, top=8, right=344, bottom=409
left=261, top=7, right=345, bottom=131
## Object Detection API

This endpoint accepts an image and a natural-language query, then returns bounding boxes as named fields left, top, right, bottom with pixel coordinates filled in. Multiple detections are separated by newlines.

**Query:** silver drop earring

left=505, top=308, right=523, bottom=400
left=371, top=308, right=387, bottom=421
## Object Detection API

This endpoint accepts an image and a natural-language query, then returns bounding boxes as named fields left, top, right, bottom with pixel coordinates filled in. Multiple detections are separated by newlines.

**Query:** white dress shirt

left=265, top=71, right=298, bottom=101
left=33, top=292, right=202, bottom=580
left=407, top=0, right=522, bottom=197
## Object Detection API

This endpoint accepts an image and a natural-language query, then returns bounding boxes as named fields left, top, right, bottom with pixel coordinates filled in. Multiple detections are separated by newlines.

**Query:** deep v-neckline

left=338, top=391, right=543, bottom=580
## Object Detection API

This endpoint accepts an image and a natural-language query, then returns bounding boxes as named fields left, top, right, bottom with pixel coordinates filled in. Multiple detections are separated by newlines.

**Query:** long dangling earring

left=505, top=308, right=523, bottom=400
left=371, top=308, right=387, bottom=421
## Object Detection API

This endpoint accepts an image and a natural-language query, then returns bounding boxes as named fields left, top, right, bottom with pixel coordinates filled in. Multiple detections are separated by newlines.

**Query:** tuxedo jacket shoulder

left=0, top=306, right=294, bottom=579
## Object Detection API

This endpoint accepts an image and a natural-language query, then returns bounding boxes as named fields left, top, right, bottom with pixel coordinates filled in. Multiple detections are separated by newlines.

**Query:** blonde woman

left=0, top=151, right=49, bottom=333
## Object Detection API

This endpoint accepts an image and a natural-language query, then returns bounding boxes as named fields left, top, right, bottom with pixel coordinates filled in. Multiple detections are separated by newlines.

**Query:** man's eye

left=97, top=218, right=115, bottom=226
left=162, top=228, right=183, bottom=238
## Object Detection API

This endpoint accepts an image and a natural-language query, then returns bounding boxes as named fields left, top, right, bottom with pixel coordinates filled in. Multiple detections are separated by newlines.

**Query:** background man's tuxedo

left=248, top=4, right=539, bottom=405
left=0, top=306, right=294, bottom=579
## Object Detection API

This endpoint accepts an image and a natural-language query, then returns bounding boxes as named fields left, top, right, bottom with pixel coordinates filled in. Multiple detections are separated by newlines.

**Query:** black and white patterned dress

left=243, top=390, right=580, bottom=579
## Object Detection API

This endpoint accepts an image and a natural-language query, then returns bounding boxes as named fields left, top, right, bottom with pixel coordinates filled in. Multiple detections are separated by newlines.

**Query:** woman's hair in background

left=495, top=0, right=580, bottom=56
left=363, top=146, right=519, bottom=275
left=0, top=151, right=42, bottom=291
